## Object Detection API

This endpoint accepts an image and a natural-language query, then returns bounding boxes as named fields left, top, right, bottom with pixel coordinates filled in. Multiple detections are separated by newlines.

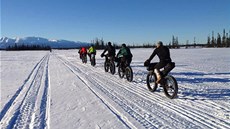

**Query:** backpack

left=126, top=47, right=133, bottom=58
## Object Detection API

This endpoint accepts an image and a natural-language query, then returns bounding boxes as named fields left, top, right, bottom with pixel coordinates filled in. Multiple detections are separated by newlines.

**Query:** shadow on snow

left=172, top=72, right=230, bottom=83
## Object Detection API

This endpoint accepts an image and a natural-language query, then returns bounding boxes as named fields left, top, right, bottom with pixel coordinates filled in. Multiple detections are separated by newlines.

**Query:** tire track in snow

left=74, top=64, right=202, bottom=128
left=90, top=65, right=230, bottom=129
left=89, top=76, right=198, bottom=128
left=57, top=55, right=183, bottom=129
left=0, top=54, right=50, bottom=129
left=101, top=77, right=229, bottom=129
left=63, top=56, right=208, bottom=128
left=56, top=55, right=138, bottom=129
left=62, top=55, right=229, bottom=129
left=86, top=60, right=230, bottom=129
left=0, top=55, right=46, bottom=121
left=172, top=67, right=230, bottom=121
left=58, top=56, right=190, bottom=128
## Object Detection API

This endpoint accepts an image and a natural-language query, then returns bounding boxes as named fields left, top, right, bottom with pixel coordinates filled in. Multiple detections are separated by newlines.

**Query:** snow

left=0, top=48, right=230, bottom=129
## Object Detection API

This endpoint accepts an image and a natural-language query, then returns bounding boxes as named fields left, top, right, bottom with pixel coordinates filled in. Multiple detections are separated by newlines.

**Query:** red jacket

left=80, top=47, right=87, bottom=54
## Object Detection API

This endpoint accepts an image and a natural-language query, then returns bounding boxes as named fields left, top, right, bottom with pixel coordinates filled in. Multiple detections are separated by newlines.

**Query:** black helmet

left=157, top=41, right=163, bottom=46
left=108, top=42, right=112, bottom=45
left=122, top=43, right=126, bottom=47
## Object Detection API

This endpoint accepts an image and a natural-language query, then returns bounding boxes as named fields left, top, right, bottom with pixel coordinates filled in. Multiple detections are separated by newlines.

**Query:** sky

left=1, top=0, right=230, bottom=45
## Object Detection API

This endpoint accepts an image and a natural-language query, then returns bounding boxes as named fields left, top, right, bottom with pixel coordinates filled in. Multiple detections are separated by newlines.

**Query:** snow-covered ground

left=0, top=48, right=229, bottom=129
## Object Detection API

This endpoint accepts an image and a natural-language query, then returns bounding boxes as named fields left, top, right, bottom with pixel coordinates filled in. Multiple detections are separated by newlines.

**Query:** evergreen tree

left=211, top=31, right=216, bottom=47
left=172, top=35, right=178, bottom=48
left=14, top=43, right=18, bottom=50
left=94, top=38, right=100, bottom=49
left=186, top=40, right=189, bottom=49
left=217, top=33, right=221, bottom=47
left=207, top=35, right=211, bottom=47
left=222, top=29, right=226, bottom=47
left=193, top=37, right=196, bottom=48
left=227, top=32, right=230, bottom=47
left=168, top=42, right=172, bottom=49
left=172, top=35, right=175, bottom=48
left=100, top=38, right=104, bottom=49
left=176, top=37, right=179, bottom=48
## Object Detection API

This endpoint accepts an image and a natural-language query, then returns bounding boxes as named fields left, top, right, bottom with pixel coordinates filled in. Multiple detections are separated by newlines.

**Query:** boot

left=154, top=69, right=161, bottom=83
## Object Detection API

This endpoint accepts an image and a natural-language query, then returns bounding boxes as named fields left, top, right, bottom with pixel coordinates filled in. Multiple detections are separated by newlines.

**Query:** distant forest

left=6, top=44, right=51, bottom=51
left=92, top=29, right=230, bottom=49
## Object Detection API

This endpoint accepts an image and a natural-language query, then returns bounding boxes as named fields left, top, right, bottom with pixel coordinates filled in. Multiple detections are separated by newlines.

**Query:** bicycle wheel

left=90, top=55, right=95, bottom=66
left=125, top=66, right=133, bottom=82
left=91, top=58, right=95, bottom=66
left=163, top=75, right=178, bottom=99
left=110, top=61, right=115, bottom=75
left=104, top=61, right=109, bottom=72
left=82, top=55, right=87, bottom=63
left=91, top=59, right=95, bottom=66
left=118, top=65, right=125, bottom=78
left=146, top=72, right=158, bottom=92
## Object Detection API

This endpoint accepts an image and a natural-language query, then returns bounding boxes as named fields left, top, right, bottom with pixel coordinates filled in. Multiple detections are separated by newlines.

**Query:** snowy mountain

left=0, top=37, right=90, bottom=49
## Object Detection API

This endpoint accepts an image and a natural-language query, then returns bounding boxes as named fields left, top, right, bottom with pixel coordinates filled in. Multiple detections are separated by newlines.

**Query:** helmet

left=108, top=42, right=112, bottom=45
left=157, top=41, right=163, bottom=46
left=122, top=43, right=126, bottom=47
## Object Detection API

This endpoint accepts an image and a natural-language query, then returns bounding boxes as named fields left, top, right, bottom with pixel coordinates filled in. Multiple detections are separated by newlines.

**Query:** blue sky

left=1, top=0, right=230, bottom=45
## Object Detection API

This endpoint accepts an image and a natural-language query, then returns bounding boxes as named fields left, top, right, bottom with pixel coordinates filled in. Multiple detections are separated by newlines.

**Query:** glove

left=100, top=53, right=104, bottom=57
left=144, top=59, right=150, bottom=66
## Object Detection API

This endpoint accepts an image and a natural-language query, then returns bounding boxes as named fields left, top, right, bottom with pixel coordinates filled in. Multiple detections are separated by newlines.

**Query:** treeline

left=92, top=29, right=230, bottom=49
left=207, top=29, right=230, bottom=48
left=91, top=37, right=154, bottom=49
left=6, top=44, right=51, bottom=51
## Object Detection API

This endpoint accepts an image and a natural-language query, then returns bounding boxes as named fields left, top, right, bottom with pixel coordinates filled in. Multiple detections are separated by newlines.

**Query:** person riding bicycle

left=116, top=43, right=133, bottom=67
left=79, top=47, right=87, bottom=59
left=88, top=44, right=96, bottom=60
left=144, top=41, right=174, bottom=83
left=100, top=42, right=116, bottom=61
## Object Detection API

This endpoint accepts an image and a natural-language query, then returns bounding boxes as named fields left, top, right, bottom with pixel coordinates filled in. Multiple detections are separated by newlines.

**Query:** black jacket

left=102, top=45, right=116, bottom=57
left=148, top=46, right=171, bottom=62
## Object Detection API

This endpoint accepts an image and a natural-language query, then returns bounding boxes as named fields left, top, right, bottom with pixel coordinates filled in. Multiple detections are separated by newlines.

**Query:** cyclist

left=100, top=42, right=116, bottom=61
left=116, top=43, right=133, bottom=67
left=88, top=44, right=96, bottom=60
left=79, top=47, right=87, bottom=59
left=144, top=41, right=174, bottom=83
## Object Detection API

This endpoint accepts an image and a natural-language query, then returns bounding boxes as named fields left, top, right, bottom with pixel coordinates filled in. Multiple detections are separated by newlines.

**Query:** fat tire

left=163, top=75, right=178, bottom=99
left=118, top=66, right=125, bottom=78
left=110, top=62, right=115, bottom=75
left=104, top=61, right=109, bottom=72
left=91, top=58, right=96, bottom=66
left=82, top=56, right=87, bottom=63
left=146, top=72, right=158, bottom=92
left=126, top=66, right=133, bottom=82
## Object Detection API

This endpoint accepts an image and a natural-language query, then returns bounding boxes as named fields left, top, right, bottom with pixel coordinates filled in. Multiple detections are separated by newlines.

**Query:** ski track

left=55, top=55, right=137, bottom=129
left=1, top=51, right=229, bottom=129
left=57, top=54, right=230, bottom=129
left=0, top=54, right=50, bottom=129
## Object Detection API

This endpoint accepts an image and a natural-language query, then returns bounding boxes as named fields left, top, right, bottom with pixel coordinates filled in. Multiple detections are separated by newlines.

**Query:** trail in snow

left=55, top=51, right=230, bottom=129
left=0, top=54, right=50, bottom=129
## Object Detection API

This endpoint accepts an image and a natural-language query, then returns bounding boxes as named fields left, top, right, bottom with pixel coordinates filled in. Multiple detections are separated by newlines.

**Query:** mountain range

left=0, top=37, right=90, bottom=49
